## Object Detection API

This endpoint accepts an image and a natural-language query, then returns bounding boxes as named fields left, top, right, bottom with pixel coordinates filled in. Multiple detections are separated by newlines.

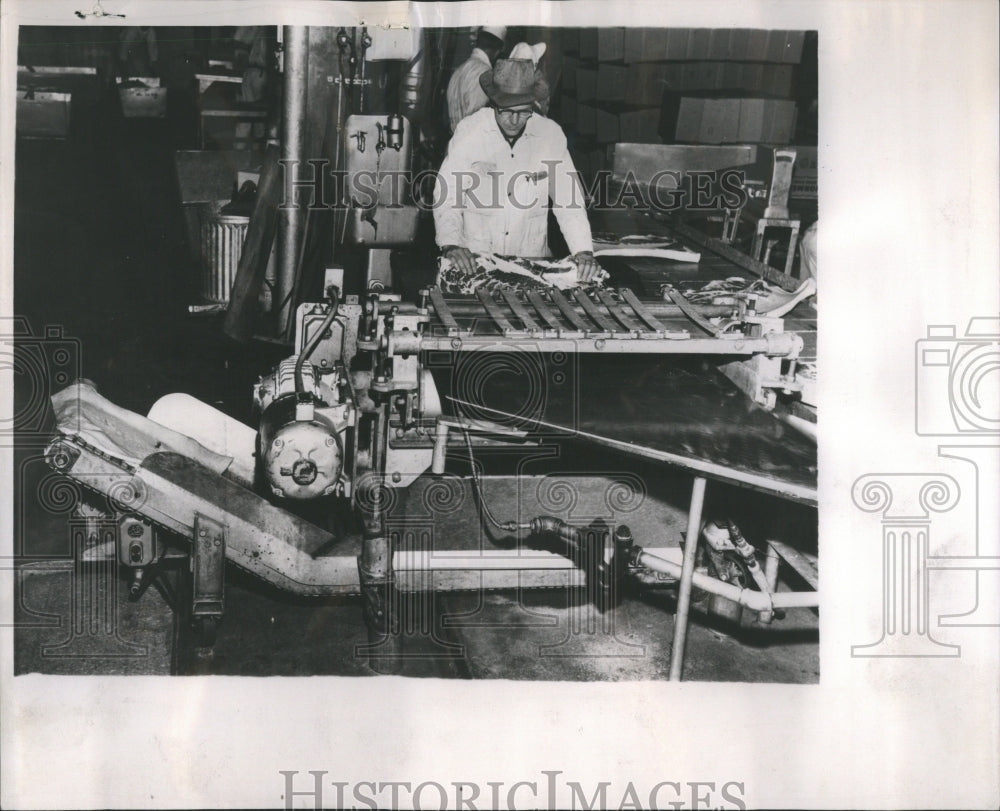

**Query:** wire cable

left=294, top=287, right=339, bottom=395
left=461, top=427, right=521, bottom=533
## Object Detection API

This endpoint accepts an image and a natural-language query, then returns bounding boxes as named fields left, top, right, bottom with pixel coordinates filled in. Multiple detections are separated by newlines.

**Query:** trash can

left=199, top=201, right=249, bottom=304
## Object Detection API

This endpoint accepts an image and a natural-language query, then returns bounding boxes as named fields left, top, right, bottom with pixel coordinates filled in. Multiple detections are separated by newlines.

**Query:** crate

left=16, top=89, right=71, bottom=138
left=117, top=77, right=167, bottom=118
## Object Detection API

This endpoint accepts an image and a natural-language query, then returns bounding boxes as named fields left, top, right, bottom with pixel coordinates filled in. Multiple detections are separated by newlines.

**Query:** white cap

left=509, top=41, right=546, bottom=65
left=480, top=26, right=507, bottom=42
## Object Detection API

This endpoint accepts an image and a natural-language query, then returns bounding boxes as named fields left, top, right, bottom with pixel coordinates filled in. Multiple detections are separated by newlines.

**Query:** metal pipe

left=669, top=476, right=707, bottom=681
left=394, top=549, right=576, bottom=571
left=774, top=410, right=817, bottom=442
left=638, top=550, right=820, bottom=611
left=764, top=541, right=781, bottom=593
left=277, top=25, right=309, bottom=338
left=433, top=300, right=739, bottom=320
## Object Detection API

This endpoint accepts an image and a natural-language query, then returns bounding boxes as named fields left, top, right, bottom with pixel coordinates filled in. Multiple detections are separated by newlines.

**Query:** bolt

left=392, top=471, right=402, bottom=483
left=594, top=339, right=605, bottom=350
left=214, top=538, right=222, bottom=547
left=273, top=438, right=284, bottom=448
left=326, top=437, right=336, bottom=446
left=199, top=528, right=207, bottom=537
left=395, top=428, right=405, bottom=439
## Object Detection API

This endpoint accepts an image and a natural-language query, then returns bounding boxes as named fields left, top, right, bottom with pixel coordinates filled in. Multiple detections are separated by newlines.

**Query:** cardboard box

left=576, top=102, right=597, bottom=136
left=592, top=106, right=662, bottom=144
left=687, top=28, right=712, bottom=59
left=562, top=56, right=579, bottom=91
left=738, top=99, right=766, bottom=142
left=596, top=63, right=628, bottom=103
left=665, top=94, right=797, bottom=144
left=763, top=100, right=798, bottom=143
left=579, top=29, right=599, bottom=60
left=666, top=29, right=691, bottom=60
left=673, top=96, right=705, bottom=141
left=728, top=29, right=751, bottom=61
left=708, top=29, right=732, bottom=60
left=624, top=28, right=671, bottom=63
left=576, top=67, right=598, bottom=102
left=598, top=63, right=669, bottom=105
left=765, top=30, right=788, bottom=63
left=619, top=107, right=662, bottom=142
left=595, top=107, right=619, bottom=143
left=699, top=98, right=741, bottom=144
left=598, top=28, right=625, bottom=62
left=559, top=96, right=577, bottom=129
left=740, top=63, right=765, bottom=93
left=563, top=29, right=580, bottom=54
left=761, top=64, right=794, bottom=97
left=630, top=64, right=671, bottom=103
left=746, top=29, right=770, bottom=61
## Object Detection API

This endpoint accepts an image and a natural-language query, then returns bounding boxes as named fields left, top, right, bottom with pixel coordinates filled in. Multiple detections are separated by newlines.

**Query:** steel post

left=669, top=475, right=707, bottom=681
left=277, top=26, right=309, bottom=337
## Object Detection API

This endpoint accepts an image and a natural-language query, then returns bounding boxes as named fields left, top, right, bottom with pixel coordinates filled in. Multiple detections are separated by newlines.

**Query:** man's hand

left=571, top=251, right=606, bottom=283
left=442, top=245, right=476, bottom=276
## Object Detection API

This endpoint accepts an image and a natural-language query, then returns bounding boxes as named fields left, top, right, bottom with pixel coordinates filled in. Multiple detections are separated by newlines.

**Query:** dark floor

left=12, top=84, right=818, bottom=681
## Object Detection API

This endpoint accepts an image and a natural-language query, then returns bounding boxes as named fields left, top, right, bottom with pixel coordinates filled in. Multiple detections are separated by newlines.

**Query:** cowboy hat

left=508, top=41, right=546, bottom=65
left=479, top=58, right=549, bottom=107
left=480, top=26, right=507, bottom=42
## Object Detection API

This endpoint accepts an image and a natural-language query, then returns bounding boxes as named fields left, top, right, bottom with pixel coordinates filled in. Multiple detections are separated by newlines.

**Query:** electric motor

left=258, top=395, right=345, bottom=499
left=255, top=355, right=352, bottom=500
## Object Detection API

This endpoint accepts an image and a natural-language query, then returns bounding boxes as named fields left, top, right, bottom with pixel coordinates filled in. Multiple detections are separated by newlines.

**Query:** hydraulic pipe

left=637, top=550, right=820, bottom=611
left=277, top=25, right=309, bottom=338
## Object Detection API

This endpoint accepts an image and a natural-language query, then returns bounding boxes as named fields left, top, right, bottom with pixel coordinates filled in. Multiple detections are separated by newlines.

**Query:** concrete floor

left=12, top=79, right=818, bottom=682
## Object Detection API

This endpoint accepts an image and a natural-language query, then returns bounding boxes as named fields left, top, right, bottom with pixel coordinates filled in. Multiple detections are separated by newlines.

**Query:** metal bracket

left=191, top=513, right=226, bottom=619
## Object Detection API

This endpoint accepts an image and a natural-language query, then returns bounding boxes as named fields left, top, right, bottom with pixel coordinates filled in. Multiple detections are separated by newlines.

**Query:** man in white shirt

left=446, top=27, right=506, bottom=133
left=435, top=58, right=602, bottom=282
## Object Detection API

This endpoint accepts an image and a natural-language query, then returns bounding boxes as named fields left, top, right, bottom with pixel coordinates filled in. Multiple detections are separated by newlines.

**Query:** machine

left=44, top=269, right=818, bottom=677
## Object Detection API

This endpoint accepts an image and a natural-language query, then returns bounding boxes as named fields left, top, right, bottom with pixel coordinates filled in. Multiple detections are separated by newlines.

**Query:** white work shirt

left=446, top=49, right=492, bottom=132
left=434, top=107, right=593, bottom=258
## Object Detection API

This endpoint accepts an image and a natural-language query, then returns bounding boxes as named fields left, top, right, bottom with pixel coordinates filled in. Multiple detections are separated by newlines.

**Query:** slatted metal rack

left=418, top=286, right=803, bottom=358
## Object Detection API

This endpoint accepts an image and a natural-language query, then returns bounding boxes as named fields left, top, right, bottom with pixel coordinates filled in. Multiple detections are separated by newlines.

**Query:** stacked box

left=576, top=66, right=598, bottom=102
left=597, top=28, right=625, bottom=62
left=667, top=95, right=798, bottom=144
left=576, top=102, right=597, bottom=136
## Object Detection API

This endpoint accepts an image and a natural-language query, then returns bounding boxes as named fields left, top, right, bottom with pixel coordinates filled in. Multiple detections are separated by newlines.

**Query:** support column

left=277, top=25, right=309, bottom=337
left=669, top=475, right=707, bottom=681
